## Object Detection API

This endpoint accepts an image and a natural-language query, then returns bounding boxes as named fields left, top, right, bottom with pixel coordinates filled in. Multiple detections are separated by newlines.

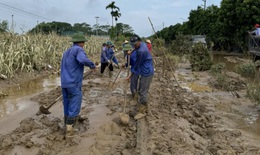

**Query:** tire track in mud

left=135, top=75, right=169, bottom=155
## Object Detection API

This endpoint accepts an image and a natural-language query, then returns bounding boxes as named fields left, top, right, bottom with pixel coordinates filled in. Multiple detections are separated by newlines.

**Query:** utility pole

left=107, top=22, right=109, bottom=36
left=11, top=14, right=14, bottom=33
left=95, top=16, right=99, bottom=36
left=37, top=20, right=39, bottom=33
left=202, top=0, right=206, bottom=10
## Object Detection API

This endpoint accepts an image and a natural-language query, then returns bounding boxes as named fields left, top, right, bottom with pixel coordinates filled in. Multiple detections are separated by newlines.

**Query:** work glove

left=107, top=60, right=111, bottom=64
left=127, top=50, right=132, bottom=55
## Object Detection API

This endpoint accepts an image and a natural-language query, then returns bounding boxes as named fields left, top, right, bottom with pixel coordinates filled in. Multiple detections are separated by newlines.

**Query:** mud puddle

left=230, top=104, right=260, bottom=139
left=0, top=75, right=59, bottom=119
left=0, top=72, right=119, bottom=155
left=0, top=75, right=60, bottom=135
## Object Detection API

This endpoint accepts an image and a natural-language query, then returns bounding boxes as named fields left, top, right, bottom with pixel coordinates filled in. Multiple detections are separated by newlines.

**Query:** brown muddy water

left=212, top=53, right=245, bottom=71
left=0, top=73, right=114, bottom=137
left=0, top=75, right=59, bottom=118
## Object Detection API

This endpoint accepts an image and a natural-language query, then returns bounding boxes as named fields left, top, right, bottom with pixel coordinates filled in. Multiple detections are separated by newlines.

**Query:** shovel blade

left=39, top=105, right=51, bottom=114
left=118, top=112, right=129, bottom=125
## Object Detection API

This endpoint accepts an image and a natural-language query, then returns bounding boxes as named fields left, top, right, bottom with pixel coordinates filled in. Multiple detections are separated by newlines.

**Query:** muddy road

left=0, top=55, right=260, bottom=155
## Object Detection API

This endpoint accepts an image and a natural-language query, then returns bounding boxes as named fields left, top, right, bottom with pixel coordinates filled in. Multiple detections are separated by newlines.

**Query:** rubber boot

left=133, top=93, right=138, bottom=101
left=66, top=117, right=78, bottom=138
left=134, top=104, right=147, bottom=120
left=62, top=116, right=67, bottom=134
left=64, top=116, right=67, bottom=127
left=66, top=125, right=75, bottom=137
left=138, top=104, right=147, bottom=114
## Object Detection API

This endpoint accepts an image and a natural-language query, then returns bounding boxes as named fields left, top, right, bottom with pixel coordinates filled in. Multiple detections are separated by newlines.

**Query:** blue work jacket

left=61, top=44, right=95, bottom=88
left=101, top=47, right=118, bottom=65
left=131, top=42, right=154, bottom=76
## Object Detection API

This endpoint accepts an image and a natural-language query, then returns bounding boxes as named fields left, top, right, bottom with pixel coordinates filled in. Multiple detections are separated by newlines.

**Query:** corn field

left=0, top=33, right=106, bottom=78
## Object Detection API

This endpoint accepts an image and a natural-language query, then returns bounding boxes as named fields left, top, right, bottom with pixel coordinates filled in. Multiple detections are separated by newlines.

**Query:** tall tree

left=99, top=24, right=111, bottom=35
left=116, top=23, right=134, bottom=35
left=0, top=20, right=8, bottom=32
left=106, top=1, right=121, bottom=37
left=112, top=10, right=121, bottom=37
left=217, top=0, right=260, bottom=51
left=29, top=21, right=72, bottom=34
left=73, top=23, right=92, bottom=35
left=111, top=10, right=121, bottom=25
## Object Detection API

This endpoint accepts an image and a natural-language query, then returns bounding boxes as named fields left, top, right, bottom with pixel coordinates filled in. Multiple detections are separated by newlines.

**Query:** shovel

left=118, top=55, right=130, bottom=125
left=111, top=67, right=123, bottom=87
left=38, top=95, right=62, bottom=115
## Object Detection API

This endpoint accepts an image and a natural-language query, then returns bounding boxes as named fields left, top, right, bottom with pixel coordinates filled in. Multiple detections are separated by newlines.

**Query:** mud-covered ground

left=0, top=54, right=260, bottom=155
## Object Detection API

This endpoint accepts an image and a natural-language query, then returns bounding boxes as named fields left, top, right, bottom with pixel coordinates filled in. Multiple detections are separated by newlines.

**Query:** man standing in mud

left=129, top=34, right=154, bottom=119
left=60, top=33, right=96, bottom=137
left=100, top=41, right=119, bottom=77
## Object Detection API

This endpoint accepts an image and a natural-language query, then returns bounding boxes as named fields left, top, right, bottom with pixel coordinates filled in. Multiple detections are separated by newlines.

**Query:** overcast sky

left=0, top=0, right=221, bottom=37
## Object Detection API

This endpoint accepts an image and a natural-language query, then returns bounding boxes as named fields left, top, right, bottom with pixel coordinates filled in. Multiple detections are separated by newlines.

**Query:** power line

left=0, top=1, right=53, bottom=21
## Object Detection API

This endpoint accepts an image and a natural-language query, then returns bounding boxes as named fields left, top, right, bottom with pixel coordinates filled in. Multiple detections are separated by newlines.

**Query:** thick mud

left=0, top=55, right=260, bottom=155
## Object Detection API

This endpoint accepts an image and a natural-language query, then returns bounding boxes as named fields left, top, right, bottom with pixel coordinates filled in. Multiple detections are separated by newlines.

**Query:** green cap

left=71, top=33, right=87, bottom=42
left=106, top=41, right=113, bottom=46
left=123, top=44, right=132, bottom=51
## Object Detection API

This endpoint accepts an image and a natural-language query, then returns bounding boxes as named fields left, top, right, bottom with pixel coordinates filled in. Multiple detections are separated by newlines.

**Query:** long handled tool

left=112, top=67, right=123, bottom=86
left=83, top=70, right=94, bottom=79
left=38, top=95, right=62, bottom=115
left=148, top=17, right=180, bottom=87
left=111, top=54, right=130, bottom=86
left=37, top=71, right=93, bottom=115
left=106, top=55, right=116, bottom=76
left=119, top=55, right=130, bottom=125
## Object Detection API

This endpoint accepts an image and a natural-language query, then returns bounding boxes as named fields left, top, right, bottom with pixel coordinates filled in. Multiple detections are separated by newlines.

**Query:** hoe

left=37, top=70, right=93, bottom=115
left=38, top=95, right=62, bottom=115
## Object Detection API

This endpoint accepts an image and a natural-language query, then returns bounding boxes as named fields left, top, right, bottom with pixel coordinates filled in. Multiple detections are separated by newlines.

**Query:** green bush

left=246, top=83, right=260, bottom=104
left=235, top=63, right=255, bottom=78
left=165, top=53, right=180, bottom=70
left=189, top=43, right=213, bottom=71
left=168, top=35, right=191, bottom=56
left=215, top=74, right=229, bottom=90
left=210, top=62, right=226, bottom=75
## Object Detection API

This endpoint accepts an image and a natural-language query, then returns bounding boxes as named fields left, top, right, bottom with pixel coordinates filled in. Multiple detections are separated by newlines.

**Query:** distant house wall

left=192, top=35, right=206, bottom=44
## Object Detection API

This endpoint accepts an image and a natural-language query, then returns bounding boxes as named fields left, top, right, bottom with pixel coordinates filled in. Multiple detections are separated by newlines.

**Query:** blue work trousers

left=62, top=86, right=82, bottom=124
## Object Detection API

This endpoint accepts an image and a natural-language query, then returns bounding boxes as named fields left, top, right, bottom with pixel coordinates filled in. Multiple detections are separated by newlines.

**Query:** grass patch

left=235, top=62, right=256, bottom=78
left=165, top=53, right=180, bottom=70
left=210, top=62, right=226, bottom=75
left=246, top=83, right=260, bottom=104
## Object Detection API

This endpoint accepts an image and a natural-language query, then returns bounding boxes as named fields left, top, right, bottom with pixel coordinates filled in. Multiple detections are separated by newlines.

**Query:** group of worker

left=60, top=33, right=154, bottom=137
